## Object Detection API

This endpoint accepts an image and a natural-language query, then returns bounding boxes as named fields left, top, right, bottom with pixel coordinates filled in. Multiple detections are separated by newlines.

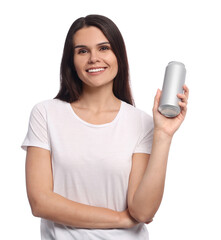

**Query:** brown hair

left=55, top=14, right=135, bottom=106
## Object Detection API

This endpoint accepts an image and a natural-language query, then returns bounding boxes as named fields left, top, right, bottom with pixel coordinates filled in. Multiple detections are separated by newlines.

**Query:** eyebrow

left=74, top=42, right=110, bottom=49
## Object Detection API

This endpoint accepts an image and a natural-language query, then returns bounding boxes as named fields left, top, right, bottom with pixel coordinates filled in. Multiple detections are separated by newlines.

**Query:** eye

left=99, top=45, right=110, bottom=51
left=77, top=49, right=88, bottom=54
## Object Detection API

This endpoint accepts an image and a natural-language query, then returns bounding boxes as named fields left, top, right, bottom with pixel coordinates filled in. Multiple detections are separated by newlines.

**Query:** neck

left=76, top=82, right=120, bottom=112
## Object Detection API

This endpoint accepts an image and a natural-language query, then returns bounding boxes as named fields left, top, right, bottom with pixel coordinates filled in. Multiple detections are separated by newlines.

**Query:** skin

left=128, top=86, right=189, bottom=222
left=25, top=25, right=189, bottom=229
left=71, top=26, right=121, bottom=120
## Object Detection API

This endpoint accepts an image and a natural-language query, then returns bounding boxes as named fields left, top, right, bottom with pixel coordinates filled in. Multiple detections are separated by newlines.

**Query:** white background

left=1, top=0, right=220, bottom=239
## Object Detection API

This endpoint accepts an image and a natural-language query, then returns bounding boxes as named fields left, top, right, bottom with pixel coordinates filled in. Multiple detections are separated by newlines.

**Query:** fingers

left=153, top=89, right=161, bottom=112
left=154, top=85, right=189, bottom=115
left=183, top=84, right=189, bottom=99
left=177, top=85, right=189, bottom=102
left=177, top=93, right=187, bottom=104
left=177, top=85, right=189, bottom=115
left=145, top=219, right=153, bottom=224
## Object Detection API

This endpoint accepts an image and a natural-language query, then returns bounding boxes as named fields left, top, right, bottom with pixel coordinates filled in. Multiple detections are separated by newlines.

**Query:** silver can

left=158, top=61, right=186, bottom=118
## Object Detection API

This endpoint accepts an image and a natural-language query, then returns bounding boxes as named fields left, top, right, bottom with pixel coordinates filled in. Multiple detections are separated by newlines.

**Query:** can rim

left=168, top=61, right=185, bottom=67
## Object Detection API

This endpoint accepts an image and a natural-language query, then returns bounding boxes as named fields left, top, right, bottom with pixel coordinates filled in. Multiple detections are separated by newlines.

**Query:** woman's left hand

left=153, top=84, right=189, bottom=137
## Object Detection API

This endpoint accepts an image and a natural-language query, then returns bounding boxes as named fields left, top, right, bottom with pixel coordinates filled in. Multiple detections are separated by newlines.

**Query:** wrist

left=118, top=209, right=138, bottom=228
left=153, top=129, right=173, bottom=143
left=118, top=210, right=129, bottom=228
left=118, top=211, right=124, bottom=228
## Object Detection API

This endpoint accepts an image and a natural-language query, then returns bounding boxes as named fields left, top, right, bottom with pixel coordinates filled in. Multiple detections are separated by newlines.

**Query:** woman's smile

left=86, top=67, right=107, bottom=74
left=73, top=26, right=118, bottom=88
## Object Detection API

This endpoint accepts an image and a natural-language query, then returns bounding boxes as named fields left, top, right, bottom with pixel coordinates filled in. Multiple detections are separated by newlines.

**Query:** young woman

left=22, top=14, right=189, bottom=240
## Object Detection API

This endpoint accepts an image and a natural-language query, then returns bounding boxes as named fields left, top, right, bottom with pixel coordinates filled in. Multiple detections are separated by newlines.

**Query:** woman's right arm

left=26, top=146, right=138, bottom=229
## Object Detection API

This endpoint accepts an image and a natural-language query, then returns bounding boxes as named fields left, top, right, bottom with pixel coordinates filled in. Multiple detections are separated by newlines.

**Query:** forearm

left=129, top=130, right=172, bottom=222
left=32, top=191, right=123, bottom=229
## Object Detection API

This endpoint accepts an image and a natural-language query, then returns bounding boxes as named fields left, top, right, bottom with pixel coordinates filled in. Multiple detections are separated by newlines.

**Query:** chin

left=83, top=80, right=114, bottom=89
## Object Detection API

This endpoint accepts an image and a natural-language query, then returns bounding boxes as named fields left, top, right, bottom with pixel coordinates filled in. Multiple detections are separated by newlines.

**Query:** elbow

left=136, top=214, right=154, bottom=224
left=128, top=205, right=155, bottom=223
left=28, top=193, right=48, bottom=218
left=29, top=198, right=42, bottom=217
left=31, top=202, right=41, bottom=218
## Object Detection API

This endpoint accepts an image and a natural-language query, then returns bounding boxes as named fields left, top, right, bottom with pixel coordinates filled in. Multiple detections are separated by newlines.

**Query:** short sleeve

left=21, top=103, right=51, bottom=151
left=133, top=113, right=154, bottom=154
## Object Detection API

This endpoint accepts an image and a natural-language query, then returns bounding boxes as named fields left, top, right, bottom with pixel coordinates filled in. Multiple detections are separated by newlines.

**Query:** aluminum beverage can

left=158, top=61, right=186, bottom=117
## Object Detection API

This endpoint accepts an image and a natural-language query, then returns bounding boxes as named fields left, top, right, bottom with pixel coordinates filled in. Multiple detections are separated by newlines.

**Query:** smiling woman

left=55, top=14, right=132, bottom=105
left=72, top=26, right=118, bottom=89
left=21, top=14, right=189, bottom=240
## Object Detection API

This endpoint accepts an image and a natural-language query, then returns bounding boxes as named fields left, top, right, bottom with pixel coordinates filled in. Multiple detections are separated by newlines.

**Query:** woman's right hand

left=119, top=209, right=153, bottom=228
left=119, top=209, right=139, bottom=228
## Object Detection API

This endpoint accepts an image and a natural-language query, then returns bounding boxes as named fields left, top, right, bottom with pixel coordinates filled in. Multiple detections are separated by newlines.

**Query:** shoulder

left=29, top=99, right=68, bottom=119
left=122, top=101, right=153, bottom=124
left=31, top=99, right=67, bottom=112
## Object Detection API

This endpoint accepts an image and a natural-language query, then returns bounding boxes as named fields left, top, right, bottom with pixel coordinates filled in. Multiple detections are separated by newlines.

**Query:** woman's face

left=73, top=26, right=118, bottom=89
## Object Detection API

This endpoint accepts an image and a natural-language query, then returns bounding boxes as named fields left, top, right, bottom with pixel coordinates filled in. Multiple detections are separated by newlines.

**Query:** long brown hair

left=55, top=14, right=135, bottom=106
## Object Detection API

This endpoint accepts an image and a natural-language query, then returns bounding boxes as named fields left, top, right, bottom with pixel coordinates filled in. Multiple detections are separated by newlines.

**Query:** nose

left=88, top=50, right=100, bottom=64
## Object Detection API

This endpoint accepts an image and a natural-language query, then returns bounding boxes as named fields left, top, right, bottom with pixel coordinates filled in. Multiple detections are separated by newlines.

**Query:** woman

left=22, top=14, right=189, bottom=240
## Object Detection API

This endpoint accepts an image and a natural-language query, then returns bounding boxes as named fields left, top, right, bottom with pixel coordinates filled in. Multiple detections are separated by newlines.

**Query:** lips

left=86, top=67, right=107, bottom=73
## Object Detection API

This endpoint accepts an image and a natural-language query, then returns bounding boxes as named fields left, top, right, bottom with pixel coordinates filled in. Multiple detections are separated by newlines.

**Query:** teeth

left=88, top=68, right=105, bottom=73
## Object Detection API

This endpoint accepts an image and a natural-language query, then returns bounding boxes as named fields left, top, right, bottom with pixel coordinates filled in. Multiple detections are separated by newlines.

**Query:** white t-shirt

left=22, top=99, right=154, bottom=240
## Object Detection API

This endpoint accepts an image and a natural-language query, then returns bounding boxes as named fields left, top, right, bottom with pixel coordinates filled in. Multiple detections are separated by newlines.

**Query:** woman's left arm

left=128, top=85, right=189, bottom=223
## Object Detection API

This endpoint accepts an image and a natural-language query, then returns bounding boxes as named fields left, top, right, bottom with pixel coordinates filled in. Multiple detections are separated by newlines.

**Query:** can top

left=168, top=61, right=185, bottom=68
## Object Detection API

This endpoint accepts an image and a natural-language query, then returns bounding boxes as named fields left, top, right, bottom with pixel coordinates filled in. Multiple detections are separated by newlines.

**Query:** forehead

left=73, top=26, right=108, bottom=46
